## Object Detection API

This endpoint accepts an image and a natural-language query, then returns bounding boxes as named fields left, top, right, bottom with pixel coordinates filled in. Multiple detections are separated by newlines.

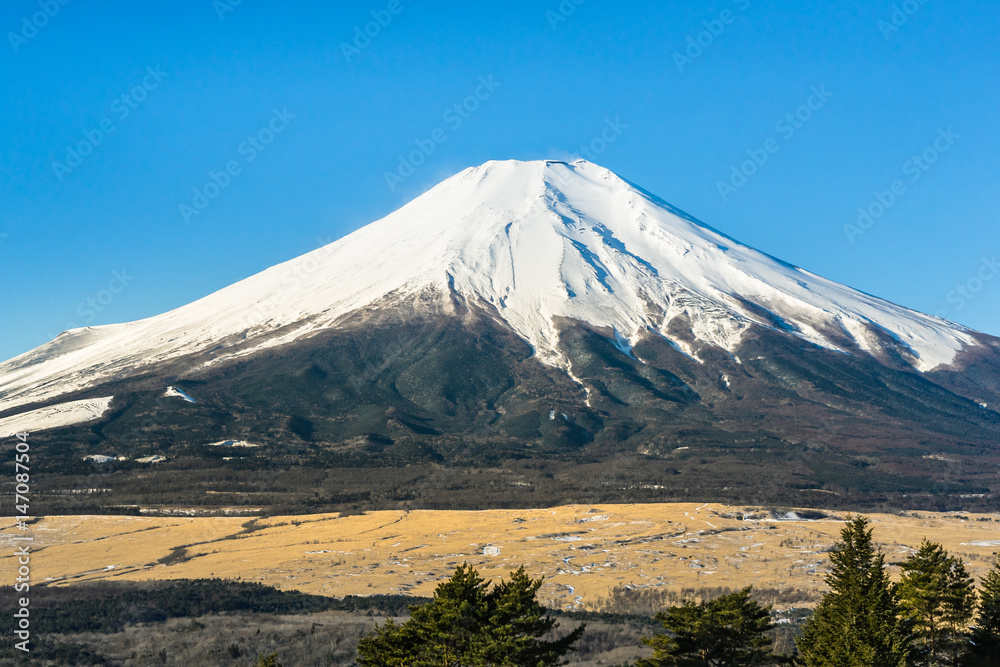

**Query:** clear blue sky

left=2, top=1, right=998, bottom=362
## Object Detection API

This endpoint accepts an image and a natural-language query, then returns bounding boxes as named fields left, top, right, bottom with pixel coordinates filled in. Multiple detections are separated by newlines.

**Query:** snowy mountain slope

left=0, top=396, right=114, bottom=438
left=0, top=159, right=977, bottom=413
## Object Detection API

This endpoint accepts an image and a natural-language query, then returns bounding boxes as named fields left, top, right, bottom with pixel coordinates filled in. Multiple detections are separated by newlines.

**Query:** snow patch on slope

left=164, top=386, right=197, bottom=403
left=0, top=396, right=114, bottom=437
left=207, top=439, right=259, bottom=448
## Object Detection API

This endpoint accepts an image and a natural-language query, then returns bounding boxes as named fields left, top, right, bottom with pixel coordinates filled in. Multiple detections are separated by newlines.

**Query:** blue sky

left=2, top=0, right=998, bottom=362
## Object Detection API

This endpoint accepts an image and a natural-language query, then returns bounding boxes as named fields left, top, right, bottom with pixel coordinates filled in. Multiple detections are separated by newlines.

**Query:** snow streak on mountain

left=0, top=159, right=976, bottom=411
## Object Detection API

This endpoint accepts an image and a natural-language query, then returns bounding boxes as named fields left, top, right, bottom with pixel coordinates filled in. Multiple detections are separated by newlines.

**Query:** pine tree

left=482, top=566, right=585, bottom=665
left=356, top=563, right=584, bottom=666
left=795, top=515, right=911, bottom=667
left=357, top=563, right=489, bottom=666
left=898, top=540, right=976, bottom=666
left=637, top=586, right=781, bottom=666
left=967, top=554, right=1000, bottom=667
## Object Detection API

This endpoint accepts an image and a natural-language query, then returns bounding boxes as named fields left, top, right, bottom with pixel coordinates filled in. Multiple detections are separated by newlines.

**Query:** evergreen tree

left=967, top=554, right=1000, bottom=667
left=796, top=515, right=911, bottom=667
left=637, top=586, right=782, bottom=666
left=898, top=540, right=976, bottom=666
left=482, top=566, right=585, bottom=665
left=356, top=563, right=583, bottom=666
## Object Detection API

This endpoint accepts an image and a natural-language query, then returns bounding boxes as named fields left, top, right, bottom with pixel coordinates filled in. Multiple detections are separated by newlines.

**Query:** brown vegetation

left=4, top=503, right=997, bottom=612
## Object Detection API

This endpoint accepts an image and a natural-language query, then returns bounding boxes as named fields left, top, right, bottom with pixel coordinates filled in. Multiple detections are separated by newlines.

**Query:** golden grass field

left=4, top=504, right=998, bottom=610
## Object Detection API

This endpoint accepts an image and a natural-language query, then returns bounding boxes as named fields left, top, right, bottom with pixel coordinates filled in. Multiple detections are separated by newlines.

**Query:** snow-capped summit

left=0, top=159, right=978, bottom=412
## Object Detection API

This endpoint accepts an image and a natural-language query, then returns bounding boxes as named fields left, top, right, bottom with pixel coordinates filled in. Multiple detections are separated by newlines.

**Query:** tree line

left=257, top=515, right=998, bottom=665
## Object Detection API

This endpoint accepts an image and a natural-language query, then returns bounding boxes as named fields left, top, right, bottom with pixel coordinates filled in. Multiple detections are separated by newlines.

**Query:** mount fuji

left=4, top=160, right=999, bottom=512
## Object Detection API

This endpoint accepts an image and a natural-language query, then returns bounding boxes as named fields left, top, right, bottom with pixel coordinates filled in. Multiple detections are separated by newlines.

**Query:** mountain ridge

left=0, top=159, right=980, bottom=414
left=3, top=159, right=999, bottom=514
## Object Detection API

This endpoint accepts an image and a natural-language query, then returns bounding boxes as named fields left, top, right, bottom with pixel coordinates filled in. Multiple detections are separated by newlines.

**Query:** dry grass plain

left=4, top=503, right=999, bottom=611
